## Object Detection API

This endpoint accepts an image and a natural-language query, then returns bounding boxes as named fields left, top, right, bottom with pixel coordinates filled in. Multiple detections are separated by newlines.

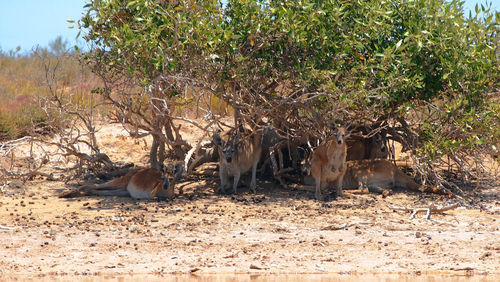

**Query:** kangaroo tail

left=393, top=169, right=423, bottom=192
left=59, top=171, right=134, bottom=198
left=59, top=189, right=85, bottom=198
left=59, top=184, right=129, bottom=198
left=394, top=169, right=453, bottom=196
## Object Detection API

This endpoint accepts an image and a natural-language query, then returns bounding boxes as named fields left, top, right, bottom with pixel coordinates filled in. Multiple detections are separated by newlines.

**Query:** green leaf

left=395, top=39, right=402, bottom=49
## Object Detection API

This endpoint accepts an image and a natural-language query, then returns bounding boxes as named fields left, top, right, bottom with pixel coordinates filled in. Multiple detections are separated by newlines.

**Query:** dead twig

left=322, top=221, right=374, bottom=230
left=0, top=224, right=21, bottom=230
left=387, top=203, right=459, bottom=220
left=322, top=223, right=355, bottom=231
left=0, top=136, right=31, bottom=156
left=184, top=121, right=214, bottom=175
left=0, top=168, right=54, bottom=182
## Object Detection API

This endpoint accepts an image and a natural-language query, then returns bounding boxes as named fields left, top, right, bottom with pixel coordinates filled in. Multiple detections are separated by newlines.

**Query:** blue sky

left=0, top=0, right=497, bottom=53
left=0, top=0, right=86, bottom=52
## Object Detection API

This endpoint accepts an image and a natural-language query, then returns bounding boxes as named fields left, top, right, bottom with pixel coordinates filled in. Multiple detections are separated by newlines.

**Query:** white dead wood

left=183, top=121, right=215, bottom=175
left=0, top=224, right=21, bottom=230
left=322, top=221, right=374, bottom=231
left=0, top=137, right=31, bottom=156
left=387, top=203, right=459, bottom=219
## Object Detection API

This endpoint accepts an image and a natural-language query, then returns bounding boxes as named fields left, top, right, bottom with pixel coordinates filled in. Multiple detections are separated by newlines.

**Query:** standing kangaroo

left=59, top=162, right=184, bottom=199
left=213, top=128, right=262, bottom=194
left=310, top=126, right=347, bottom=200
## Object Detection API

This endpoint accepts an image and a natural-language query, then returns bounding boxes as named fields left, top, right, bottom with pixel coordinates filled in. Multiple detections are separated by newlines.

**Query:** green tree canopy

left=80, top=0, right=498, bottom=186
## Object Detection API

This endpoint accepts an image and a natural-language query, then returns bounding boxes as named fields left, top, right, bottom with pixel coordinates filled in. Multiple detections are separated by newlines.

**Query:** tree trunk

left=164, top=120, right=185, bottom=160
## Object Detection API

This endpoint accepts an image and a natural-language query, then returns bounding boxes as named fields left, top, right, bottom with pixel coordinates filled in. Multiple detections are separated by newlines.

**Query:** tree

left=79, top=0, right=498, bottom=190
left=79, top=0, right=223, bottom=168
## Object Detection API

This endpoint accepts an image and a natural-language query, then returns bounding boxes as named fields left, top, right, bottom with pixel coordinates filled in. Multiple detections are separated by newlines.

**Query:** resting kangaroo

left=59, top=162, right=184, bottom=199
left=310, top=126, right=347, bottom=200
left=347, top=128, right=388, bottom=160
left=213, top=128, right=262, bottom=194
left=342, top=159, right=450, bottom=195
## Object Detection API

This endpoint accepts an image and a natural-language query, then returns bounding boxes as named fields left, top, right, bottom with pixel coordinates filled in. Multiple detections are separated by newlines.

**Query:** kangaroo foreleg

left=250, top=161, right=258, bottom=193
left=232, top=171, right=241, bottom=194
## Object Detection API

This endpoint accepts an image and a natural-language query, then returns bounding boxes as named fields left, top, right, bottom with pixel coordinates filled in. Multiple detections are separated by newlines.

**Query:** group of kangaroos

left=61, top=122, right=446, bottom=201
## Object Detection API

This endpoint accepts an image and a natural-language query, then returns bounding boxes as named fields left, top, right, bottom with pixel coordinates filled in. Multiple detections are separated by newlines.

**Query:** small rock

left=250, top=264, right=264, bottom=270
left=8, top=181, right=26, bottom=190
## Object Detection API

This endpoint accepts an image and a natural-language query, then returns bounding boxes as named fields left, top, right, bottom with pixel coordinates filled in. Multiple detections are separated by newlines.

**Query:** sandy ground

left=0, top=121, right=499, bottom=280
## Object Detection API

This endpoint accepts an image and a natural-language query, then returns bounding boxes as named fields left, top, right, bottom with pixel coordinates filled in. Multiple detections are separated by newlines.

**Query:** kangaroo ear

left=326, top=122, right=335, bottom=131
left=212, top=131, right=223, bottom=147
left=345, top=130, right=352, bottom=138
left=158, top=163, right=167, bottom=173
left=234, top=130, right=240, bottom=143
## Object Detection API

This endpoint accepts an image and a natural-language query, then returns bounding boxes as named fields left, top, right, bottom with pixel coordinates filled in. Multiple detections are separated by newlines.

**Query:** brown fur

left=213, top=129, right=263, bottom=194
left=60, top=163, right=184, bottom=199
left=347, top=132, right=388, bottom=160
left=305, top=159, right=451, bottom=196
left=310, top=127, right=347, bottom=200
left=342, top=159, right=450, bottom=195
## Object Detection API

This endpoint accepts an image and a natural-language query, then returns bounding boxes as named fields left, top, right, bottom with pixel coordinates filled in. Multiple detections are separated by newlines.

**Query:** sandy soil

left=0, top=121, right=499, bottom=279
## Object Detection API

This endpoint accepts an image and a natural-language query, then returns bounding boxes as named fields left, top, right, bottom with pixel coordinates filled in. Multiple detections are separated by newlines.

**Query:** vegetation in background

left=0, top=37, right=99, bottom=140
left=1, top=1, right=497, bottom=189
left=0, top=49, right=45, bottom=140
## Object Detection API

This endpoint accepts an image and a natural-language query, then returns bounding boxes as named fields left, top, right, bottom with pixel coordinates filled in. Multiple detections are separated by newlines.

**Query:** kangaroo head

left=213, top=129, right=239, bottom=163
left=374, top=132, right=386, bottom=152
left=333, top=126, right=347, bottom=145
left=163, top=161, right=185, bottom=180
left=161, top=176, right=170, bottom=191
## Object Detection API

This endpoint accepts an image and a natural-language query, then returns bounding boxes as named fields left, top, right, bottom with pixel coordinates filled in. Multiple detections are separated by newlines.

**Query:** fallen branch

left=387, top=203, right=459, bottom=219
left=0, top=150, right=53, bottom=182
left=0, top=136, right=31, bottom=156
left=322, top=222, right=373, bottom=231
left=0, top=224, right=21, bottom=230
left=0, top=168, right=54, bottom=181
left=322, top=223, right=354, bottom=231
left=184, top=122, right=214, bottom=175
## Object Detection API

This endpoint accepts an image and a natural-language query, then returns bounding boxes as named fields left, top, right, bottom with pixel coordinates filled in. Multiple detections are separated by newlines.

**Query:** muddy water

left=3, top=274, right=499, bottom=282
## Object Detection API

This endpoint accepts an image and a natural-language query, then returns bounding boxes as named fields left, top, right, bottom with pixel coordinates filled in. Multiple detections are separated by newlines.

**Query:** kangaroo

left=347, top=129, right=388, bottom=161
left=59, top=162, right=184, bottom=199
left=213, top=128, right=262, bottom=194
left=304, top=159, right=451, bottom=196
left=342, top=159, right=451, bottom=196
left=310, top=126, right=347, bottom=200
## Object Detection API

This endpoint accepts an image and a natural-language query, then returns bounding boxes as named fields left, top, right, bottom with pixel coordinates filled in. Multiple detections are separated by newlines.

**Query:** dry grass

left=0, top=46, right=99, bottom=140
